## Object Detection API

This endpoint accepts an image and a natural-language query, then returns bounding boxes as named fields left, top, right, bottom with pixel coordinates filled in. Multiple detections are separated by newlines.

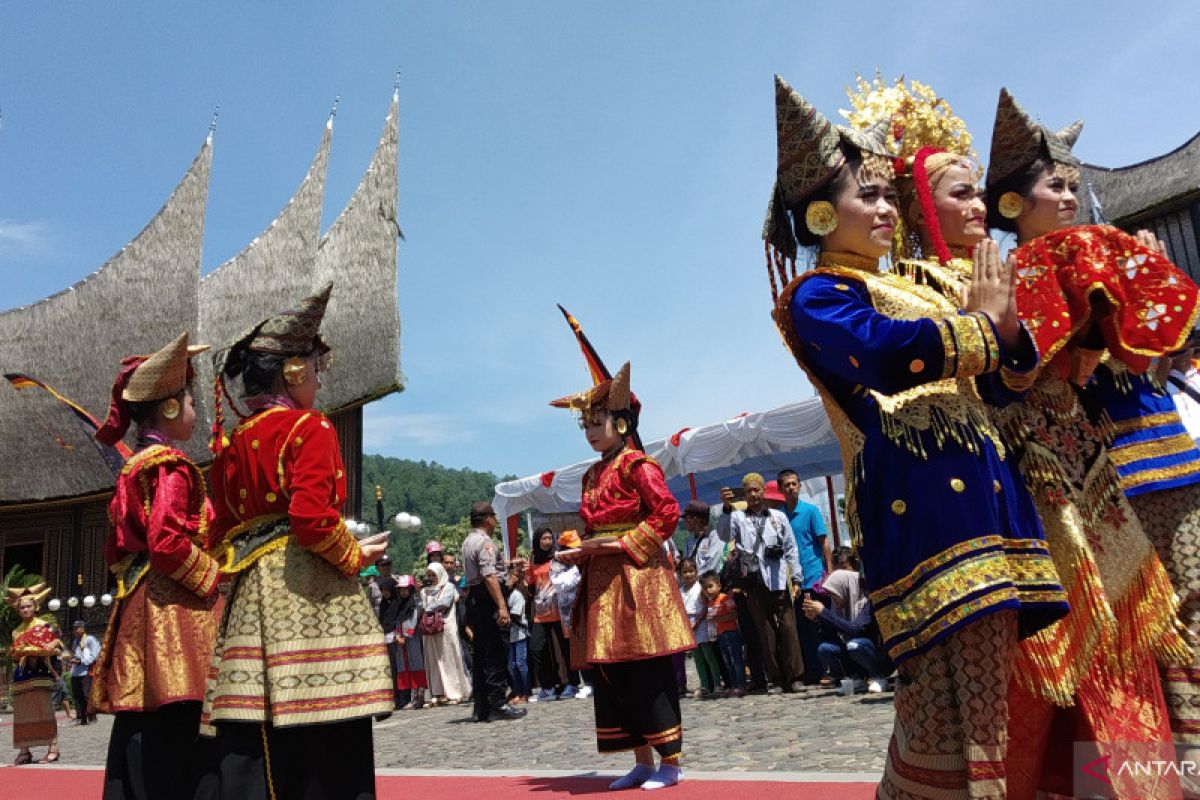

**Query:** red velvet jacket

left=580, top=448, right=680, bottom=566
left=210, top=406, right=361, bottom=577
left=106, top=445, right=219, bottom=598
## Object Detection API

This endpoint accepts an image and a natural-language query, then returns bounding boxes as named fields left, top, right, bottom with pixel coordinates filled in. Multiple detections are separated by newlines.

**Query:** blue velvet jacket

left=1088, top=362, right=1200, bottom=497
left=775, top=252, right=1068, bottom=665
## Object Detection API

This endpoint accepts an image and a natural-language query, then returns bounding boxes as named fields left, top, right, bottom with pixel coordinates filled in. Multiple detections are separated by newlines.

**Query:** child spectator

left=679, top=558, right=719, bottom=698
left=506, top=565, right=531, bottom=704
left=802, top=549, right=891, bottom=694
left=701, top=571, right=745, bottom=697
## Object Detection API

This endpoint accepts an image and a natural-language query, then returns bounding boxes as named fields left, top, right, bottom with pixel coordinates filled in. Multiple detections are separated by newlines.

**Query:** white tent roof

left=492, top=397, right=844, bottom=531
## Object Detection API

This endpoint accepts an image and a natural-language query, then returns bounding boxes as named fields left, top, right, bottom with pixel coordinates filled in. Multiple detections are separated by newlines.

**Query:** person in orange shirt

left=700, top=572, right=744, bottom=697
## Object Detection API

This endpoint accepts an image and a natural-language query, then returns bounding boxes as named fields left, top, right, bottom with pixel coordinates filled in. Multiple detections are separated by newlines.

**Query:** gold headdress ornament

left=549, top=361, right=633, bottom=416
left=5, top=582, right=52, bottom=610
left=764, top=75, right=894, bottom=300
left=210, top=283, right=334, bottom=454
left=95, top=332, right=210, bottom=446
left=985, top=87, right=1083, bottom=188
left=842, top=73, right=978, bottom=262
left=123, top=333, right=210, bottom=402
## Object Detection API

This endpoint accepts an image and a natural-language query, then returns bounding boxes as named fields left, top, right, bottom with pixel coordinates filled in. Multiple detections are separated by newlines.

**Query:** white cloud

left=0, top=219, right=52, bottom=258
left=363, top=412, right=476, bottom=449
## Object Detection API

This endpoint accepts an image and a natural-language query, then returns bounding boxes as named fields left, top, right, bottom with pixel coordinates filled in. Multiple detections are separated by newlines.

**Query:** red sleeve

left=282, top=413, right=361, bottom=577
left=146, top=463, right=219, bottom=597
left=617, top=455, right=682, bottom=567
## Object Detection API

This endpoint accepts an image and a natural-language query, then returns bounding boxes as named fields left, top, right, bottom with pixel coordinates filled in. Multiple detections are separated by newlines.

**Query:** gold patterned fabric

left=570, top=540, right=695, bottom=670
left=201, top=539, right=392, bottom=731
left=985, top=88, right=1082, bottom=188
left=1132, top=485, right=1200, bottom=745
left=91, top=570, right=219, bottom=713
left=998, top=375, right=1192, bottom=704
left=878, top=611, right=1016, bottom=800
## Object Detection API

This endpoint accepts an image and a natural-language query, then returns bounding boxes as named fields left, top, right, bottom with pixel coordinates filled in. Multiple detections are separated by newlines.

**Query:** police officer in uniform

left=462, top=501, right=526, bottom=722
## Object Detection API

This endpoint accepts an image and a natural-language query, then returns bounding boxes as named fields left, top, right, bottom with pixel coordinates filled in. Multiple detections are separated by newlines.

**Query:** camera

left=764, top=543, right=785, bottom=561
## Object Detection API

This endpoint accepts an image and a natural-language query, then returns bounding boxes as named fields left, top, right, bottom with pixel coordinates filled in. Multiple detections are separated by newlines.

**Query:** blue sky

left=2, top=2, right=1197, bottom=479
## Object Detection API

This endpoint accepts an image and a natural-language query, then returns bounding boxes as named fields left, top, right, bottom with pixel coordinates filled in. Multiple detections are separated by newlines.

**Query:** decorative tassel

left=764, top=241, right=778, bottom=302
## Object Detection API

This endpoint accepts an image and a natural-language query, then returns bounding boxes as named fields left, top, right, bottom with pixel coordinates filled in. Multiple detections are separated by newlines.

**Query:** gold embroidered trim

left=1108, top=432, right=1200, bottom=468
left=277, top=412, right=315, bottom=500
left=1120, top=460, right=1200, bottom=490
left=1111, top=410, right=1186, bottom=436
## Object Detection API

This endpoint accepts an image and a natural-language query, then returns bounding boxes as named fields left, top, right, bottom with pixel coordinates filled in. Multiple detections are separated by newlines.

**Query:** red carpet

left=0, top=769, right=877, bottom=798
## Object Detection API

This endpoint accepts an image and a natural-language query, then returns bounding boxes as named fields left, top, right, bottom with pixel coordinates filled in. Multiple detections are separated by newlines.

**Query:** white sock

left=609, top=763, right=655, bottom=790
left=641, top=764, right=682, bottom=791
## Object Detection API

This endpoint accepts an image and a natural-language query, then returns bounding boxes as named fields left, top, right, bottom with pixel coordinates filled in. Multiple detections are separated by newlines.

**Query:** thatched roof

left=197, top=123, right=331, bottom=427
left=314, top=93, right=403, bottom=410
left=0, top=140, right=211, bottom=502
left=0, top=98, right=403, bottom=505
left=1079, top=130, right=1200, bottom=225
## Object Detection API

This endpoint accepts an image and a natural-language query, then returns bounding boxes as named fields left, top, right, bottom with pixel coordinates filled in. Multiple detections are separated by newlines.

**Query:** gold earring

left=161, top=398, right=181, bottom=420
left=283, top=357, right=308, bottom=387
left=998, top=192, right=1025, bottom=219
left=804, top=200, right=838, bottom=236
left=615, top=417, right=629, bottom=435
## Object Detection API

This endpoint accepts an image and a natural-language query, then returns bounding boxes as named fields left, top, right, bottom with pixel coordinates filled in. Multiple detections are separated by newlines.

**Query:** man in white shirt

left=717, top=472, right=806, bottom=693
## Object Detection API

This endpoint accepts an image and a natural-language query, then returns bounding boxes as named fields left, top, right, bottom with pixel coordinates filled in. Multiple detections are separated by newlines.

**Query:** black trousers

left=592, top=657, right=682, bottom=757
left=465, top=584, right=509, bottom=717
left=733, top=590, right=767, bottom=688
left=794, top=589, right=829, bottom=683
left=72, top=673, right=92, bottom=723
left=194, top=717, right=375, bottom=800
left=103, top=701, right=212, bottom=800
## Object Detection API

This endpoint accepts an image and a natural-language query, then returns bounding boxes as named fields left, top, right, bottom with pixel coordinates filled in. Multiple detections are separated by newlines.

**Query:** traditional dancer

left=983, top=88, right=1197, bottom=799
left=1089, top=353, right=1200, bottom=763
left=552, top=359, right=694, bottom=791
left=198, top=285, right=391, bottom=800
left=7, top=583, right=61, bottom=765
left=89, top=332, right=221, bottom=799
left=762, top=75, right=1067, bottom=799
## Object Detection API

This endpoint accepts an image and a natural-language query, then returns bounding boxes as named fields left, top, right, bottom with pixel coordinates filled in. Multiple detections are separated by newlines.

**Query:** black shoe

left=470, top=712, right=491, bottom=723
left=490, top=704, right=527, bottom=720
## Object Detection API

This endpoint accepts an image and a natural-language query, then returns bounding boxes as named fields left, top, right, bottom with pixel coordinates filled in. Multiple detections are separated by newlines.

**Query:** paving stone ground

left=2, top=679, right=894, bottom=773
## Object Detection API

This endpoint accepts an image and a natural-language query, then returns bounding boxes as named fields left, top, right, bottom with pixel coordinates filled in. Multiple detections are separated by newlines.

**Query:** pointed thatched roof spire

left=312, top=90, right=403, bottom=411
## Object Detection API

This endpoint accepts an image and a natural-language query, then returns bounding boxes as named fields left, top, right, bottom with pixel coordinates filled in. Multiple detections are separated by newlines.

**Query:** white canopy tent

left=492, top=397, right=846, bottom=558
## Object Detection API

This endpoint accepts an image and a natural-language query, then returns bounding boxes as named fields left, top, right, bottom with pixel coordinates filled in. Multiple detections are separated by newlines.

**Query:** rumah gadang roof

left=0, top=96, right=403, bottom=504
left=1079, top=130, right=1200, bottom=225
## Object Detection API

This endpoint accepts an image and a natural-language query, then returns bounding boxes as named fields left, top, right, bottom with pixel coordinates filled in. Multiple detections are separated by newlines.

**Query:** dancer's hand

left=360, top=540, right=389, bottom=566
left=965, top=239, right=1020, bottom=349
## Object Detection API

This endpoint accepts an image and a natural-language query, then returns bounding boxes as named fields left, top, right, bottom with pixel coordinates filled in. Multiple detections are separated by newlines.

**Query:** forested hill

left=359, top=454, right=514, bottom=529
left=359, top=455, right=517, bottom=573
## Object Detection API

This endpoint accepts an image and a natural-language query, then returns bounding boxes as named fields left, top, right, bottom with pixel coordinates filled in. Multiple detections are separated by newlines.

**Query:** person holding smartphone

left=717, top=473, right=805, bottom=693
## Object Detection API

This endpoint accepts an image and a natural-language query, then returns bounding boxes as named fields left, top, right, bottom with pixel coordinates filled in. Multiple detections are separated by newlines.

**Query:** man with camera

left=462, top=500, right=527, bottom=722
left=717, top=473, right=806, bottom=693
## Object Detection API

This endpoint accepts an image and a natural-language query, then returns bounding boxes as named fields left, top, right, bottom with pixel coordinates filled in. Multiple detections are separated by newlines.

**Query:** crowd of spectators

left=367, top=471, right=892, bottom=715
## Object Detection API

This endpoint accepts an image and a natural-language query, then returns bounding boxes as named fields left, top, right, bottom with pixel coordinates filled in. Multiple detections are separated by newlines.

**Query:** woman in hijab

left=393, top=576, right=426, bottom=710
left=526, top=528, right=580, bottom=701
left=802, top=552, right=891, bottom=694
left=420, top=563, right=471, bottom=705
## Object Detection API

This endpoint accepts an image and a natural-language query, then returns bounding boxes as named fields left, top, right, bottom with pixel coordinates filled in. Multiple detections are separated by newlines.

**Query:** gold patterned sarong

left=201, top=538, right=391, bottom=731
left=569, top=531, right=694, bottom=670
left=92, top=569, right=219, bottom=713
